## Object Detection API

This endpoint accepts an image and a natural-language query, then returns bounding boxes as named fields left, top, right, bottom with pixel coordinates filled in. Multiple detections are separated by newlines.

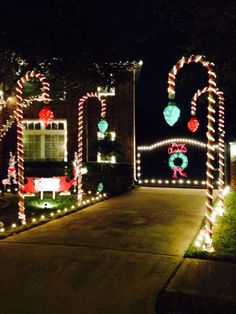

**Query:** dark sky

left=0, top=0, right=235, bottom=144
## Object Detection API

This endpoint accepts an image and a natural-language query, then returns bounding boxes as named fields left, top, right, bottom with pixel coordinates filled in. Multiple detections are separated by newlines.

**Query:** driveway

left=0, top=187, right=206, bottom=314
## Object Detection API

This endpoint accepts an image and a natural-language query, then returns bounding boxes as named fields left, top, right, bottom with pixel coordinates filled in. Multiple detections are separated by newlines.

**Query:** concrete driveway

left=0, top=187, right=206, bottom=314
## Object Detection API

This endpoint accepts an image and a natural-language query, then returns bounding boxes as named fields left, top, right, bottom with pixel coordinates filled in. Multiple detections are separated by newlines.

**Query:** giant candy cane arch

left=190, top=87, right=225, bottom=216
left=77, top=92, right=106, bottom=205
left=16, top=71, right=50, bottom=223
left=168, top=55, right=217, bottom=250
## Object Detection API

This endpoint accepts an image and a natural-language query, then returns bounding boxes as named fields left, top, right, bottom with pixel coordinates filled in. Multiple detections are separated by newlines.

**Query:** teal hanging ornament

left=97, top=182, right=104, bottom=192
left=163, top=101, right=180, bottom=126
left=98, top=118, right=108, bottom=133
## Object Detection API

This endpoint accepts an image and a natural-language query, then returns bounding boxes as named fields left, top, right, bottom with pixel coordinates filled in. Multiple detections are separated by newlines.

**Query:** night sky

left=1, top=0, right=235, bottom=144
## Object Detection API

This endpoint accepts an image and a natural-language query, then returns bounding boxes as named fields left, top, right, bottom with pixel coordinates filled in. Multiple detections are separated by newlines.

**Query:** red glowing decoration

left=187, top=117, right=200, bottom=133
left=39, top=107, right=54, bottom=126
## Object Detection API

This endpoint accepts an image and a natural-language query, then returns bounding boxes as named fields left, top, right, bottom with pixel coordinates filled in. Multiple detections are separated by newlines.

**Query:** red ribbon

left=172, top=167, right=187, bottom=178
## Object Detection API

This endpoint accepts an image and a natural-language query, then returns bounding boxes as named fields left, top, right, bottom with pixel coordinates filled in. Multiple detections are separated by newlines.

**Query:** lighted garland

left=190, top=87, right=225, bottom=215
left=167, top=55, right=217, bottom=251
left=77, top=92, right=107, bottom=205
left=16, top=71, right=50, bottom=223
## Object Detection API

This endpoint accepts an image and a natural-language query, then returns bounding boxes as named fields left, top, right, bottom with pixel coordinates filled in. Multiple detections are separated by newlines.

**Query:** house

left=0, top=61, right=143, bottom=193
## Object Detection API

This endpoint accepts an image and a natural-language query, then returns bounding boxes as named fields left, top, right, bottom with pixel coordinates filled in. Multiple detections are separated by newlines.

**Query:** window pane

left=52, top=123, right=58, bottom=130
left=35, top=123, right=41, bottom=130
left=59, top=123, right=64, bottom=130
left=28, top=123, right=34, bottom=130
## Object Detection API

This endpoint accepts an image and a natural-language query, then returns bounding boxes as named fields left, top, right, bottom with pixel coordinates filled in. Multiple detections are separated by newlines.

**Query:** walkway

left=0, top=187, right=206, bottom=314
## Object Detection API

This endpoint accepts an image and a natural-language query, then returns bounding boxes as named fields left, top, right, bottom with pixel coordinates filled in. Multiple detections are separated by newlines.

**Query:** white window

left=23, top=120, right=67, bottom=161
left=97, top=152, right=116, bottom=164
left=97, top=86, right=115, bottom=96
left=97, top=131, right=116, bottom=141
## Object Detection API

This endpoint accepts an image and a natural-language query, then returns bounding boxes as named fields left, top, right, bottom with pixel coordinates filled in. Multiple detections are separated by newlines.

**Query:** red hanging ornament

left=39, top=107, right=54, bottom=126
left=187, top=116, right=200, bottom=133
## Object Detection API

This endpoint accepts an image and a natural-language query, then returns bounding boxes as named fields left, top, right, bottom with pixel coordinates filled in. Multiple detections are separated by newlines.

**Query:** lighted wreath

left=168, top=153, right=188, bottom=170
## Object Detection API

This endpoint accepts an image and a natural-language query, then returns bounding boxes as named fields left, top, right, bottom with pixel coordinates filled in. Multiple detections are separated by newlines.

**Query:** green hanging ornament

left=163, top=101, right=180, bottom=126
left=98, top=118, right=108, bottom=133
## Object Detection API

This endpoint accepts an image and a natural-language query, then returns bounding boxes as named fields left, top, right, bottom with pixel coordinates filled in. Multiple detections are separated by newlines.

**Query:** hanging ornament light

left=187, top=116, right=200, bottom=133
left=163, top=101, right=180, bottom=126
left=39, top=107, right=54, bottom=126
left=98, top=118, right=108, bottom=133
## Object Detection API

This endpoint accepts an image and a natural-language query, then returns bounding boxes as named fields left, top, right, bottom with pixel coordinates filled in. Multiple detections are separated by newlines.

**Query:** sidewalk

left=156, top=257, right=236, bottom=313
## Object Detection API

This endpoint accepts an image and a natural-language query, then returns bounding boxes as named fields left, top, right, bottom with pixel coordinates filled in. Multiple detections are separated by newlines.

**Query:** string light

left=0, top=95, right=50, bottom=142
left=138, top=138, right=207, bottom=151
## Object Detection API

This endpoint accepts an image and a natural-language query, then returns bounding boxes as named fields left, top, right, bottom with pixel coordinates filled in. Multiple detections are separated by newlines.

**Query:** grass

left=156, top=291, right=236, bottom=314
left=0, top=191, right=106, bottom=239
left=186, top=190, right=236, bottom=262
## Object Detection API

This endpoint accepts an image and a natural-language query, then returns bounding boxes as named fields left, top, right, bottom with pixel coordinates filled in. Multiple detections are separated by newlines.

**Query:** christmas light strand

left=167, top=55, right=217, bottom=251
left=77, top=92, right=107, bottom=205
left=0, top=97, right=42, bottom=142
left=16, top=71, right=50, bottom=223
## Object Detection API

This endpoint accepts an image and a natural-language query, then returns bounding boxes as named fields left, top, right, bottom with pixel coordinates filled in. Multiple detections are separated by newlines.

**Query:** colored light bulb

left=187, top=116, right=200, bottom=132
left=163, top=101, right=180, bottom=126
left=98, top=118, right=108, bottom=133
left=39, top=107, right=54, bottom=126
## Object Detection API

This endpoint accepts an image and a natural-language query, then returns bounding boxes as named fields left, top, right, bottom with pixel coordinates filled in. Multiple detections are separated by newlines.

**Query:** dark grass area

left=0, top=191, right=107, bottom=239
left=0, top=192, right=78, bottom=225
left=156, top=291, right=236, bottom=314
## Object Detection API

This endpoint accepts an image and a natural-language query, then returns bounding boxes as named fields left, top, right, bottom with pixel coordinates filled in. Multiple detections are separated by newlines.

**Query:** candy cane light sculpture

left=189, top=87, right=225, bottom=217
left=165, top=55, right=217, bottom=251
left=77, top=92, right=107, bottom=205
left=16, top=71, right=50, bottom=223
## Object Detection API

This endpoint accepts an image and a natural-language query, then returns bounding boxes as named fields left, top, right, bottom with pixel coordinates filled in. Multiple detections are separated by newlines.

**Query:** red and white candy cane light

left=190, top=87, right=225, bottom=216
left=16, top=71, right=50, bottom=223
left=77, top=92, right=107, bottom=205
left=167, top=55, right=217, bottom=251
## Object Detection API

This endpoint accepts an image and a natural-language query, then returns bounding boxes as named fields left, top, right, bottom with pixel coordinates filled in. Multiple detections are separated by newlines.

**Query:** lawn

left=186, top=190, right=236, bottom=262
left=0, top=191, right=106, bottom=239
